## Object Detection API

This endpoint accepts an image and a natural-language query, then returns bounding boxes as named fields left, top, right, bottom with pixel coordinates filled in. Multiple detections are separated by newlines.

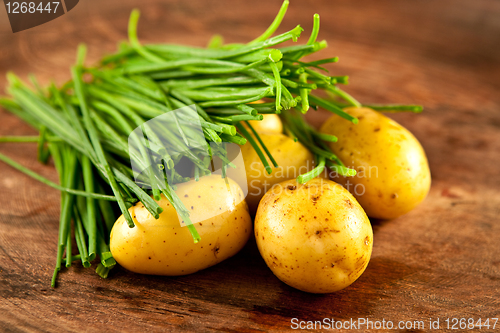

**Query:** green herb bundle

left=0, top=0, right=421, bottom=286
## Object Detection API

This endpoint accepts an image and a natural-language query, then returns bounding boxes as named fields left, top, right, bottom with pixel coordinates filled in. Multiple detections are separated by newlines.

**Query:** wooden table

left=1, top=0, right=499, bottom=331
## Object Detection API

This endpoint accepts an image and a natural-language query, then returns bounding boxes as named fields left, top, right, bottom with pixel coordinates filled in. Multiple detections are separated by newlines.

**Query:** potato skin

left=241, top=133, right=316, bottom=214
left=110, top=175, right=252, bottom=276
left=255, top=178, right=373, bottom=293
left=320, top=107, right=431, bottom=219
left=244, top=114, right=283, bottom=134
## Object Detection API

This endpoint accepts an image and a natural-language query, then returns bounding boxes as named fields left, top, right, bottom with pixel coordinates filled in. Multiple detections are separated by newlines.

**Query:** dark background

left=1, top=0, right=499, bottom=332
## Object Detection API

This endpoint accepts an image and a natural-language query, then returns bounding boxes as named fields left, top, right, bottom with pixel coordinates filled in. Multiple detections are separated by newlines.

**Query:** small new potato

left=255, top=178, right=373, bottom=293
left=320, top=107, right=431, bottom=219
left=241, top=133, right=316, bottom=214
left=244, top=114, right=283, bottom=134
left=110, top=175, right=252, bottom=275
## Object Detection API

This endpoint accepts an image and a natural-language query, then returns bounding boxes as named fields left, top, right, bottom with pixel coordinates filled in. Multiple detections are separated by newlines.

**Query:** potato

left=240, top=133, right=317, bottom=214
left=110, top=175, right=252, bottom=275
left=244, top=114, right=283, bottom=134
left=320, top=107, right=431, bottom=219
left=255, top=178, right=373, bottom=293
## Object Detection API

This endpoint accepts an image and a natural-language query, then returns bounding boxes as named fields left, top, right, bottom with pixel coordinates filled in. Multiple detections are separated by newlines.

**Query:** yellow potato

left=110, top=175, right=252, bottom=275
left=244, top=114, right=283, bottom=134
left=255, top=178, right=373, bottom=293
left=320, top=107, right=431, bottom=219
left=240, top=133, right=317, bottom=214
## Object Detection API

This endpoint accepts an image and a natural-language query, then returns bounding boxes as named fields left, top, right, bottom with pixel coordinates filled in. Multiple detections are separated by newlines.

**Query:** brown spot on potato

left=365, top=236, right=370, bottom=246
left=212, top=244, right=220, bottom=257
left=345, top=199, right=353, bottom=208
left=374, top=127, right=380, bottom=132
left=286, top=185, right=296, bottom=191
left=391, top=193, right=398, bottom=199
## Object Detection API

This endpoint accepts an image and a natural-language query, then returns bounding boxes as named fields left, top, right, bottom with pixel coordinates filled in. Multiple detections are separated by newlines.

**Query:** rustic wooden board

left=1, top=0, right=499, bottom=332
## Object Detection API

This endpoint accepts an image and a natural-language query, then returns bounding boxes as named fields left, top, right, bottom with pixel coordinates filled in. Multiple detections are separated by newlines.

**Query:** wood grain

left=1, top=0, right=500, bottom=332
